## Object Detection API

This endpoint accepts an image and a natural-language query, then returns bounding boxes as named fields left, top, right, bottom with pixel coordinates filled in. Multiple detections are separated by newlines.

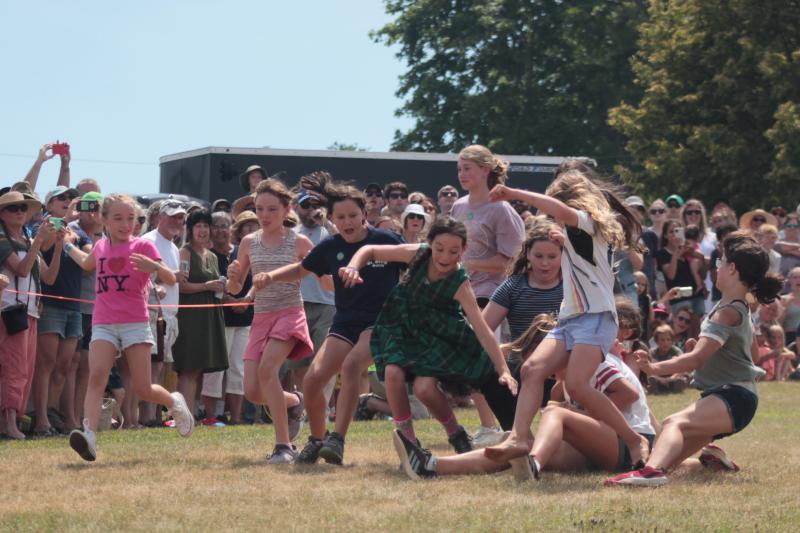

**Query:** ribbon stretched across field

left=3, top=289, right=254, bottom=309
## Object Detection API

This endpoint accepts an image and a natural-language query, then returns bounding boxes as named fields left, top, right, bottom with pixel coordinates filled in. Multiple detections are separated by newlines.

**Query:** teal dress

left=370, top=246, right=494, bottom=387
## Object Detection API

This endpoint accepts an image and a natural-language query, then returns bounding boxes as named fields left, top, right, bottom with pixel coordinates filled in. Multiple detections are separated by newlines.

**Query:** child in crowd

left=607, top=231, right=783, bottom=486
left=780, top=267, right=800, bottom=345
left=226, top=179, right=314, bottom=464
left=247, top=182, right=404, bottom=465
left=756, top=224, right=781, bottom=274
left=480, top=160, right=651, bottom=467
left=762, top=324, right=795, bottom=381
left=66, top=194, right=194, bottom=461
left=633, top=271, right=653, bottom=342
left=340, top=217, right=517, bottom=454
left=647, top=325, right=689, bottom=393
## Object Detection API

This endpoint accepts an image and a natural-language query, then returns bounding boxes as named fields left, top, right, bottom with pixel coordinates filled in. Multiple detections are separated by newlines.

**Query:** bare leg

left=82, top=341, right=118, bottom=432
left=59, top=349, right=81, bottom=430
left=139, top=360, right=164, bottom=424
left=49, top=337, right=79, bottom=413
left=471, top=392, right=498, bottom=428
left=384, top=364, right=411, bottom=418
left=33, top=333, right=59, bottom=431
left=413, top=376, right=456, bottom=422
left=334, top=330, right=373, bottom=436
left=176, top=368, right=203, bottom=418
left=75, top=349, right=90, bottom=423
left=565, top=343, right=650, bottom=466
left=435, top=449, right=510, bottom=476
left=533, top=405, right=619, bottom=471
left=226, top=393, right=244, bottom=424
left=257, top=338, right=297, bottom=445
left=647, top=395, right=732, bottom=471
left=485, top=339, right=569, bottom=463
left=302, top=337, right=351, bottom=438
left=124, top=344, right=176, bottom=407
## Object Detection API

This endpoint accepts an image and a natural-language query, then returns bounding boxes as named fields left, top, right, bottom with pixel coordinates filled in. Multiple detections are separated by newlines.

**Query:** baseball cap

left=624, top=195, right=646, bottom=209
left=81, top=191, right=104, bottom=203
left=159, top=197, right=188, bottom=217
left=45, top=185, right=79, bottom=205
left=665, top=194, right=684, bottom=207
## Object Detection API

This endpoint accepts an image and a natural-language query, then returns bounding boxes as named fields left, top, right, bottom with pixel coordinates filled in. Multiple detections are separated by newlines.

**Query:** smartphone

left=180, top=260, right=190, bottom=274
left=674, top=227, right=685, bottom=245
left=77, top=200, right=99, bottom=213
left=50, top=217, right=64, bottom=231
left=676, top=286, right=693, bottom=298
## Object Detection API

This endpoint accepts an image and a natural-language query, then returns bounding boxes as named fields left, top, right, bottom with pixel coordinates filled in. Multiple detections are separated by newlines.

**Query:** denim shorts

left=38, top=305, right=83, bottom=340
left=545, top=311, right=617, bottom=356
left=91, top=322, right=155, bottom=355
left=701, top=384, right=759, bottom=440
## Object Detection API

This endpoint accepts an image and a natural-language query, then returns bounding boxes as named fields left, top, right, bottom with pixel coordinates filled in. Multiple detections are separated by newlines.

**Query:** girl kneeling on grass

left=339, top=217, right=518, bottom=455
left=67, top=194, right=194, bottom=462
left=482, top=161, right=651, bottom=467
left=606, top=231, right=783, bottom=487
left=226, top=179, right=315, bottom=464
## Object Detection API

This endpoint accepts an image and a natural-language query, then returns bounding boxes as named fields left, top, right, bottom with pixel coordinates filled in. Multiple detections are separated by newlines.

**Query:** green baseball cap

left=81, top=191, right=104, bottom=203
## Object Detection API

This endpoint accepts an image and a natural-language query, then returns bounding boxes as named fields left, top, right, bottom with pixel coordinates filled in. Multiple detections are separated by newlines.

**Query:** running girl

left=244, top=182, right=404, bottom=465
left=606, top=231, right=783, bottom=486
left=226, top=179, right=314, bottom=464
left=339, top=217, right=518, bottom=454
left=483, top=161, right=651, bottom=467
left=67, top=194, right=194, bottom=461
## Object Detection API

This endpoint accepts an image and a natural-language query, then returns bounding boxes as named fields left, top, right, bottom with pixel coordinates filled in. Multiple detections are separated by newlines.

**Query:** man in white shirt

left=139, top=198, right=185, bottom=425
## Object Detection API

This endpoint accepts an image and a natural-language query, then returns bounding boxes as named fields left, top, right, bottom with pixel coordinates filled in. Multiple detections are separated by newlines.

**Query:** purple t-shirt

left=450, top=196, right=525, bottom=299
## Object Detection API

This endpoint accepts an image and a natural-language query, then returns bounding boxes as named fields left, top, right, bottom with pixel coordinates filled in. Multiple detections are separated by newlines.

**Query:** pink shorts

left=243, top=307, right=314, bottom=363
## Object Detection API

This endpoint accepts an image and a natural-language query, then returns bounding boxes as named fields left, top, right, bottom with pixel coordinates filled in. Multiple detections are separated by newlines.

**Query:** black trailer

left=159, top=147, right=567, bottom=202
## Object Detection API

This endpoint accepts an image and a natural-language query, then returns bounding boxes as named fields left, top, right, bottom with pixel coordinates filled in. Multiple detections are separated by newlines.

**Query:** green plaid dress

left=370, top=248, right=494, bottom=387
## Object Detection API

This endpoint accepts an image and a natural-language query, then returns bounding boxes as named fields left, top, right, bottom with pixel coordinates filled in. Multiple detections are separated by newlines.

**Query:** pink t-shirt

left=92, top=237, right=162, bottom=326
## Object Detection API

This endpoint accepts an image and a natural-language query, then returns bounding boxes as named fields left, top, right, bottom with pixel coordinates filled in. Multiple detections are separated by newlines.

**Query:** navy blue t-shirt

left=302, top=227, right=403, bottom=324
left=42, top=222, right=92, bottom=311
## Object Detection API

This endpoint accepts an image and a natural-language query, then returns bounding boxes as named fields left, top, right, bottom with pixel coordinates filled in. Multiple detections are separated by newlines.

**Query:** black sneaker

left=447, top=426, right=473, bottom=454
left=296, top=435, right=324, bottom=464
left=318, top=431, right=345, bottom=465
left=392, top=430, right=436, bottom=480
left=354, top=394, right=376, bottom=421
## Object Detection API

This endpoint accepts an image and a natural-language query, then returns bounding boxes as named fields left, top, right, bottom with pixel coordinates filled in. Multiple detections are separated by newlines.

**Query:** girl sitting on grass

left=66, top=194, right=194, bottom=462
left=339, top=217, right=518, bottom=455
left=606, top=231, right=783, bottom=486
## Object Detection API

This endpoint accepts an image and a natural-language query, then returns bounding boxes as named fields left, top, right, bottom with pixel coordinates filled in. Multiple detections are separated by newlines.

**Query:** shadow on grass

left=61, top=458, right=147, bottom=470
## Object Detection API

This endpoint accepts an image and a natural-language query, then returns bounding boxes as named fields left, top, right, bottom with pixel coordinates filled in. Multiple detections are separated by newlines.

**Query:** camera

left=77, top=200, right=100, bottom=213
left=51, top=142, right=70, bottom=156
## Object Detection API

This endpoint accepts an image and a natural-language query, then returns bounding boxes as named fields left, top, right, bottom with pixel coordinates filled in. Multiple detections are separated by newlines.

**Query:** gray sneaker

left=69, top=419, right=97, bottom=462
left=169, top=392, right=194, bottom=438
left=267, top=444, right=297, bottom=464
left=287, top=390, right=304, bottom=442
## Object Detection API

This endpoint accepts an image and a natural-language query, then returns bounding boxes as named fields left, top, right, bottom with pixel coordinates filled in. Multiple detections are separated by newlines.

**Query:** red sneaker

left=699, top=444, right=739, bottom=472
left=604, top=466, right=668, bottom=487
left=201, top=417, right=226, bottom=427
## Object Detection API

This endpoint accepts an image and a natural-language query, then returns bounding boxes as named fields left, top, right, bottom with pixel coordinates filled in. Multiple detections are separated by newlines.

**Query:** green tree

left=610, top=0, right=800, bottom=212
left=373, top=0, right=647, bottom=165
left=327, top=142, right=370, bottom=152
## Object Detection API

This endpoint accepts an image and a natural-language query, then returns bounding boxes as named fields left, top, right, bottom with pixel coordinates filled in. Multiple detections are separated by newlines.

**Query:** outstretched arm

left=489, top=185, right=578, bottom=227
left=339, top=243, right=420, bottom=288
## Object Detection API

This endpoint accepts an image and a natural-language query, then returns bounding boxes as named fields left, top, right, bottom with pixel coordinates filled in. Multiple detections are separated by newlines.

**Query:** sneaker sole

left=606, top=475, right=668, bottom=487
left=69, top=431, right=96, bottom=462
left=392, top=431, right=419, bottom=481
left=318, top=446, right=343, bottom=465
left=699, top=452, right=739, bottom=472
left=509, top=456, right=536, bottom=481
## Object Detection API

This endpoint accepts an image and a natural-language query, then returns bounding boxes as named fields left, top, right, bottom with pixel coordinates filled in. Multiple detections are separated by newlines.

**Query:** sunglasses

left=684, top=210, right=702, bottom=216
left=751, top=216, right=767, bottom=223
left=365, top=191, right=383, bottom=198
left=389, top=193, right=408, bottom=200
left=785, top=223, right=799, bottom=229
left=667, top=202, right=680, bottom=209
left=54, top=194, right=75, bottom=202
left=3, top=204, right=29, bottom=213
left=406, top=213, right=426, bottom=221
left=675, top=316, right=691, bottom=324
left=649, top=208, right=665, bottom=215
left=298, top=200, right=322, bottom=210
left=162, top=200, right=185, bottom=209
left=439, top=191, right=457, bottom=198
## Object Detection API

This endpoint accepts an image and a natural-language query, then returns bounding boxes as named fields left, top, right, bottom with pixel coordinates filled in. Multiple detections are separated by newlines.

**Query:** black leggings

left=477, top=366, right=555, bottom=431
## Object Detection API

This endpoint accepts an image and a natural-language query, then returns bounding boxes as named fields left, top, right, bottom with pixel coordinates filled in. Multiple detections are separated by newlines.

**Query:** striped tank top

left=250, top=230, right=302, bottom=313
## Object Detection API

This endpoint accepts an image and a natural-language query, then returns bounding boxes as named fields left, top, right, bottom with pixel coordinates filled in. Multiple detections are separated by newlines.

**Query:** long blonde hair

left=458, top=145, right=509, bottom=189
left=546, top=165, right=640, bottom=250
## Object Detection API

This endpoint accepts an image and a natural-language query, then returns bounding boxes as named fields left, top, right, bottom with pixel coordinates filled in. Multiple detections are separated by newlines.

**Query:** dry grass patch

left=1, top=383, right=798, bottom=532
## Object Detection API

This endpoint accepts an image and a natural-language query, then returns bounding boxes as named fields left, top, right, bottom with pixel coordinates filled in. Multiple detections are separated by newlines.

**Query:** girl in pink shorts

left=227, top=179, right=314, bottom=464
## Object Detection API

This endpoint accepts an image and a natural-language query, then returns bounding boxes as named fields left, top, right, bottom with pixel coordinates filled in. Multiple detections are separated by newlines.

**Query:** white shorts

left=201, top=326, right=249, bottom=398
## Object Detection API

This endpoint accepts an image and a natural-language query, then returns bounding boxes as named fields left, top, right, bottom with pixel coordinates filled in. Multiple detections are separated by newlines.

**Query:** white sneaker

left=69, top=419, right=97, bottom=462
left=267, top=444, right=297, bottom=464
left=471, top=426, right=509, bottom=449
left=169, top=392, right=195, bottom=438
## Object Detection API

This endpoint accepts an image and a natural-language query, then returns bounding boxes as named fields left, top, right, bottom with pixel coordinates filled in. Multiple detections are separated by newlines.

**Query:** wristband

left=64, top=243, right=74, bottom=253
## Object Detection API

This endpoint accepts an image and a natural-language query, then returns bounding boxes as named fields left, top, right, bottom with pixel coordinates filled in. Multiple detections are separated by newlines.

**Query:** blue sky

left=1, top=1, right=412, bottom=195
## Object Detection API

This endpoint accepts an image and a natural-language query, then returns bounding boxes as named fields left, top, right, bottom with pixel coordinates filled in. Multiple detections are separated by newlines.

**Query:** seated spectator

left=667, top=308, right=693, bottom=350
left=646, top=324, right=689, bottom=393
left=763, top=324, right=796, bottom=381
left=437, top=185, right=459, bottom=217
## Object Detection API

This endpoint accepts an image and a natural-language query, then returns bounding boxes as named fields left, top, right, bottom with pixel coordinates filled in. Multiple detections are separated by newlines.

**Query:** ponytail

left=723, top=231, right=784, bottom=303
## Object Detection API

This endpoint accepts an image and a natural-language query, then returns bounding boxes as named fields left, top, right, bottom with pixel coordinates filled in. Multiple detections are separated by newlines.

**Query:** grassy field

left=1, top=383, right=798, bottom=532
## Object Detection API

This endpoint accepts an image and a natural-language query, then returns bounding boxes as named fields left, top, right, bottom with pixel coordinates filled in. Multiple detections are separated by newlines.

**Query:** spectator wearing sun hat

left=739, top=208, right=778, bottom=234
left=239, top=165, right=268, bottom=194
left=400, top=203, right=430, bottom=243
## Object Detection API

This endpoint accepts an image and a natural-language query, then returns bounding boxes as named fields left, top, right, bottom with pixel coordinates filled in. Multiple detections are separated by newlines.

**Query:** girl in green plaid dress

left=340, top=218, right=517, bottom=453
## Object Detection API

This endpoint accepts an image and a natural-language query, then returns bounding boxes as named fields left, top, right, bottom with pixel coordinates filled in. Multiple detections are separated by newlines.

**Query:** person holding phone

left=656, top=220, right=704, bottom=336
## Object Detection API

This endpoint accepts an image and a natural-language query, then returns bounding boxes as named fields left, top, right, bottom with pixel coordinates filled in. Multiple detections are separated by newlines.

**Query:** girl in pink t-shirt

left=64, top=194, right=194, bottom=462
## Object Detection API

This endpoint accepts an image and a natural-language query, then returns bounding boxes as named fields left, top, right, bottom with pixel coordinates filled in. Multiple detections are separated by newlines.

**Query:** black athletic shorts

left=701, top=384, right=758, bottom=440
